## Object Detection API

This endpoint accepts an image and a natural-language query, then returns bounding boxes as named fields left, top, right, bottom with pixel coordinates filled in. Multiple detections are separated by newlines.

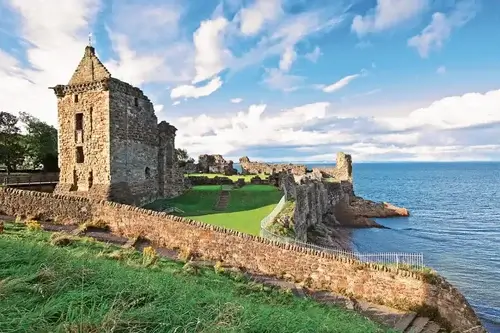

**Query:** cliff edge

left=272, top=152, right=409, bottom=249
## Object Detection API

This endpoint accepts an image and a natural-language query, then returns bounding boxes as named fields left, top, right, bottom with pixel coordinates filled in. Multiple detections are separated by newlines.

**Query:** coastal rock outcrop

left=273, top=152, right=408, bottom=250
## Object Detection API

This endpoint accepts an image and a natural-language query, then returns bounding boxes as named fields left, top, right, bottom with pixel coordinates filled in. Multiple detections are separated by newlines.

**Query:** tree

left=0, top=112, right=25, bottom=174
left=19, top=112, right=59, bottom=172
left=175, top=148, right=195, bottom=167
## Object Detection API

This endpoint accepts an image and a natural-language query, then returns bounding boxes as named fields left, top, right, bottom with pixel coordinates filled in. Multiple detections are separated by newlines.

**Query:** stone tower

left=51, top=45, right=183, bottom=205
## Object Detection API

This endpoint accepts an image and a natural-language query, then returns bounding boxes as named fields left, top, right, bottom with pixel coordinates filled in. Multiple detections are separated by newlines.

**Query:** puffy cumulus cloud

left=352, top=0, right=428, bottom=35
left=170, top=77, right=223, bottom=99
left=172, top=102, right=358, bottom=157
left=376, top=89, right=500, bottom=131
left=238, top=0, right=283, bottom=36
left=172, top=89, right=500, bottom=162
left=408, top=0, right=478, bottom=58
left=192, top=17, right=232, bottom=84
left=0, top=0, right=101, bottom=126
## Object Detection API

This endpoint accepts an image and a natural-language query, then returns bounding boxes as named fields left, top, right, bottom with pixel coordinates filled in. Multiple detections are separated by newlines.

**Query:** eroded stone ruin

left=275, top=152, right=409, bottom=249
left=198, top=154, right=237, bottom=175
left=239, top=156, right=308, bottom=175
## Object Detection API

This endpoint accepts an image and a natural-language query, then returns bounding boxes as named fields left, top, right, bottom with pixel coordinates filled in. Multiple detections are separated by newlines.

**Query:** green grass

left=0, top=223, right=390, bottom=333
left=145, top=185, right=283, bottom=235
left=185, top=173, right=268, bottom=182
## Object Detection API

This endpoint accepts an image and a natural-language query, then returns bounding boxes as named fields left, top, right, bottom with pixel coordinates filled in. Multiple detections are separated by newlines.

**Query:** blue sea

left=236, top=162, right=500, bottom=332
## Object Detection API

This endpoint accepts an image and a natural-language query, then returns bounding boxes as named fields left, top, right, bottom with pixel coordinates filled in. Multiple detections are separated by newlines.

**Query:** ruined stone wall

left=312, top=152, right=354, bottom=197
left=108, top=79, right=159, bottom=205
left=158, top=122, right=184, bottom=198
left=198, top=155, right=236, bottom=175
left=54, top=87, right=111, bottom=200
left=0, top=187, right=485, bottom=332
left=239, top=156, right=307, bottom=175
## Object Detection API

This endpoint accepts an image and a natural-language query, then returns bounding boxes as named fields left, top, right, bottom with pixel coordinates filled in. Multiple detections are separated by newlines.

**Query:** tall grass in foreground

left=0, top=223, right=391, bottom=333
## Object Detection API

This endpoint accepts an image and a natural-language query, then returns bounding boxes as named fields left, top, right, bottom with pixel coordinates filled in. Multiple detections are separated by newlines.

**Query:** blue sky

left=0, top=0, right=499, bottom=162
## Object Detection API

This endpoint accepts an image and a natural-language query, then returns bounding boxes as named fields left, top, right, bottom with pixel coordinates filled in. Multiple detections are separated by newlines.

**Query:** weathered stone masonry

left=0, top=187, right=485, bottom=333
left=50, top=45, right=184, bottom=205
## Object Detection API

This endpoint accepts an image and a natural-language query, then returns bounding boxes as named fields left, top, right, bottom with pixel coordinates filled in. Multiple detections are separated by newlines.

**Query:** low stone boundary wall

left=0, top=187, right=485, bottom=332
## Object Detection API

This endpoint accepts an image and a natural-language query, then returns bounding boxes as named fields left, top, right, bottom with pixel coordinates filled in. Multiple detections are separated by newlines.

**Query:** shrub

left=214, top=261, right=225, bottom=274
left=142, top=246, right=158, bottom=267
left=0, top=221, right=3, bottom=234
left=26, top=220, right=41, bottom=231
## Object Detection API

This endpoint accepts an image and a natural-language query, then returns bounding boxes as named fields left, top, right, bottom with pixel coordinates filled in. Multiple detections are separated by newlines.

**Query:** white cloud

left=0, top=0, right=101, bottom=126
left=231, top=98, right=243, bottom=103
left=304, top=46, right=322, bottom=62
left=437, top=66, right=446, bottom=74
left=105, top=0, right=194, bottom=86
left=321, top=74, right=360, bottom=93
left=376, top=89, right=500, bottom=131
left=192, top=17, right=231, bottom=83
left=352, top=0, right=429, bottom=35
left=155, top=104, right=164, bottom=113
left=262, top=68, right=303, bottom=92
left=171, top=76, right=223, bottom=99
left=408, top=0, right=478, bottom=58
left=279, top=46, right=296, bottom=72
left=172, top=101, right=181, bottom=106
left=174, top=102, right=346, bottom=156
left=239, top=0, right=283, bottom=36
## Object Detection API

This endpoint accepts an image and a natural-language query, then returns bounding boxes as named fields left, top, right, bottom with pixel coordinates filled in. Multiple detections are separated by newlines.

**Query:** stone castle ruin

left=50, top=45, right=184, bottom=205
left=239, top=156, right=308, bottom=175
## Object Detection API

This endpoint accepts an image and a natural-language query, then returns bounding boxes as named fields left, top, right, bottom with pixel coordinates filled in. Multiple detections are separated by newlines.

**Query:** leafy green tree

left=0, top=112, right=25, bottom=174
left=18, top=112, right=58, bottom=172
left=175, top=148, right=195, bottom=167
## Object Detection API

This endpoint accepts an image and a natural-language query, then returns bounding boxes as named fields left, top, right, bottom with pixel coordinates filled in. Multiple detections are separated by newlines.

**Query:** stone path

left=214, top=190, right=230, bottom=210
left=0, top=217, right=446, bottom=333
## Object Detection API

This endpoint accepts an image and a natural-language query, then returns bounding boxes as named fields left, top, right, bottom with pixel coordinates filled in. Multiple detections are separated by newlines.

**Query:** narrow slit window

left=134, top=97, right=139, bottom=107
left=74, top=94, right=79, bottom=103
left=88, top=171, right=93, bottom=189
left=89, top=107, right=93, bottom=132
left=76, top=147, right=84, bottom=163
left=75, top=113, right=84, bottom=130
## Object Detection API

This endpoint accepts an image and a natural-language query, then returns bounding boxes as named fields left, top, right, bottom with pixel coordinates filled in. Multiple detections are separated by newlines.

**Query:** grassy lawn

left=145, top=185, right=283, bottom=235
left=185, top=173, right=268, bottom=182
left=0, top=223, right=389, bottom=333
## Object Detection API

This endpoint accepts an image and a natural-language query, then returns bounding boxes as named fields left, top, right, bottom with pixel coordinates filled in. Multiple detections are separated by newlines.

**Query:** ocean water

left=348, top=162, right=500, bottom=333
left=235, top=162, right=500, bottom=332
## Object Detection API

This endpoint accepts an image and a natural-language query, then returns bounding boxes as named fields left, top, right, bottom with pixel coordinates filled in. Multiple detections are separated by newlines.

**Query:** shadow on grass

left=144, top=185, right=283, bottom=218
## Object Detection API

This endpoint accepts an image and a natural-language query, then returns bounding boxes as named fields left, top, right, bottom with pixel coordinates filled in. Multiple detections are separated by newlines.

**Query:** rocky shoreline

left=273, top=152, right=410, bottom=252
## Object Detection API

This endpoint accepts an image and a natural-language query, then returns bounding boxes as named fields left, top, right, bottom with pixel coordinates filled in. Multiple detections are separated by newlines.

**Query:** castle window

left=75, top=113, right=84, bottom=130
left=88, top=171, right=93, bottom=189
left=74, top=94, right=79, bottom=103
left=145, top=167, right=151, bottom=179
left=76, top=147, right=84, bottom=163
left=89, top=107, right=93, bottom=132
left=134, top=97, right=139, bottom=107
